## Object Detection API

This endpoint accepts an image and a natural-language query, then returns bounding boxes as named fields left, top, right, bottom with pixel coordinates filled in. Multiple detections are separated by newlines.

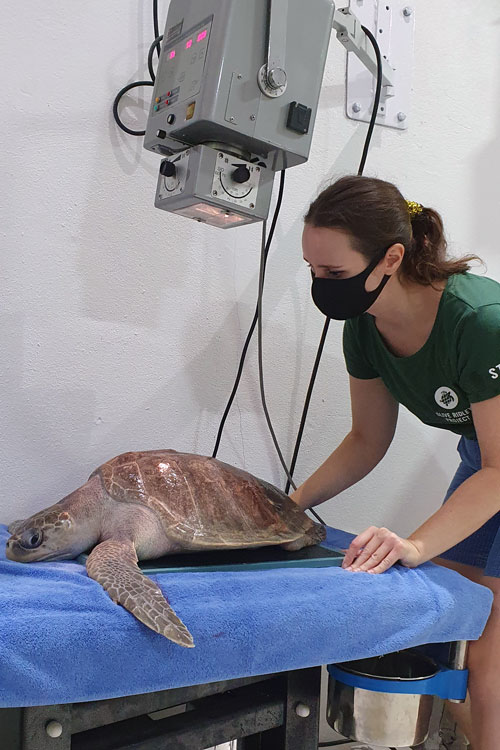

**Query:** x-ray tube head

left=144, top=0, right=335, bottom=228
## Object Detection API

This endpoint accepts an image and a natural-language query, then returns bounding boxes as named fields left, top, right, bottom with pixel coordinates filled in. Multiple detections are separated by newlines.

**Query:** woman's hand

left=341, top=526, right=424, bottom=574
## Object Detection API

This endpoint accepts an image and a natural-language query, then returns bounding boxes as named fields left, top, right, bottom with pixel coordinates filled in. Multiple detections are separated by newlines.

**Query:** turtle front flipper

left=86, top=540, right=194, bottom=648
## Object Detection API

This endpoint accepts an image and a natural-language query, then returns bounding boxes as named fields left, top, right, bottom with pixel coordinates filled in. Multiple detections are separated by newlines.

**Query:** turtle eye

left=20, top=529, right=43, bottom=549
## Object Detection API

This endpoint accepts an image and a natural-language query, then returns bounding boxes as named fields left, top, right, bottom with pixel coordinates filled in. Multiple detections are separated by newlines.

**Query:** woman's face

left=302, top=224, right=386, bottom=292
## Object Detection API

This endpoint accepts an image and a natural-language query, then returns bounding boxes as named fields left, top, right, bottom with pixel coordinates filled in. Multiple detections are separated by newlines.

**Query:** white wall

left=1, top=0, right=499, bottom=538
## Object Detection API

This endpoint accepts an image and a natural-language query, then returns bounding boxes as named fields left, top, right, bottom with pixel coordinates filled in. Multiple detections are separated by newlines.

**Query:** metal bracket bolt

left=295, top=702, right=311, bottom=718
left=45, top=721, right=63, bottom=738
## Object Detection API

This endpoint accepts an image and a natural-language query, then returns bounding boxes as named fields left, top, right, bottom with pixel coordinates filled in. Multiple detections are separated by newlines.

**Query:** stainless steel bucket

left=327, top=650, right=439, bottom=747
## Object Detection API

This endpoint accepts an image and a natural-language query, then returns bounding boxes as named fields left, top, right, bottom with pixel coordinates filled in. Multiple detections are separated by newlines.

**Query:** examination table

left=0, top=525, right=493, bottom=749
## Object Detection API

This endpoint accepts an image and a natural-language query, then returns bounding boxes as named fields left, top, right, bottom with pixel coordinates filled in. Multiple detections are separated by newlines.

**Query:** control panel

left=152, top=17, right=213, bottom=117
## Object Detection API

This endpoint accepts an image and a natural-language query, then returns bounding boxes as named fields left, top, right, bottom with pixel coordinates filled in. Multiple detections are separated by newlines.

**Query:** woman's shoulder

left=344, top=311, right=374, bottom=332
left=343, top=313, right=376, bottom=346
left=446, top=272, right=500, bottom=311
left=443, top=273, right=500, bottom=353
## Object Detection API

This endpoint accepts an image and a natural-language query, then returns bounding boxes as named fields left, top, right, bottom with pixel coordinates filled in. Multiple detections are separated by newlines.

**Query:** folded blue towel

left=0, top=524, right=492, bottom=708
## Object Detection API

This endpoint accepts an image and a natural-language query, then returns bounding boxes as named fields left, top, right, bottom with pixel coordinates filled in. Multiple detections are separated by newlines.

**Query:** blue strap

left=328, top=663, right=468, bottom=701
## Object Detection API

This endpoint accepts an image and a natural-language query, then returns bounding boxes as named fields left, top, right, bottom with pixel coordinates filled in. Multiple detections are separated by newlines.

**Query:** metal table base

left=0, top=667, right=321, bottom=750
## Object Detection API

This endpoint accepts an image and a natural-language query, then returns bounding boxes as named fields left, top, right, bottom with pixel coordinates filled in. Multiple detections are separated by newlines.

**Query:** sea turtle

left=6, top=450, right=325, bottom=648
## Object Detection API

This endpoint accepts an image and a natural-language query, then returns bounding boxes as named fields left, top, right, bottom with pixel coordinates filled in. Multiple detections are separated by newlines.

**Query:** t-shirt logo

left=434, top=386, right=459, bottom=410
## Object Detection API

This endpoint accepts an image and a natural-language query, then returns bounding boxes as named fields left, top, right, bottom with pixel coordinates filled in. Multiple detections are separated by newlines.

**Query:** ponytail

left=402, top=207, right=480, bottom=285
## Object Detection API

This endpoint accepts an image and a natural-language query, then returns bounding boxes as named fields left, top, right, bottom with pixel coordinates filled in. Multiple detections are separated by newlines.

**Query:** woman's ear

left=384, top=243, right=405, bottom=275
left=365, top=243, right=404, bottom=292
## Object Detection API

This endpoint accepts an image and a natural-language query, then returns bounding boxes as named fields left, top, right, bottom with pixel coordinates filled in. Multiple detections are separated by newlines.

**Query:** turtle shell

left=90, top=450, right=317, bottom=549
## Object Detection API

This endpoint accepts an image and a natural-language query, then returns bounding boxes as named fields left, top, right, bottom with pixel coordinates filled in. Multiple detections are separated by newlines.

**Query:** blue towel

left=0, top=524, right=492, bottom=708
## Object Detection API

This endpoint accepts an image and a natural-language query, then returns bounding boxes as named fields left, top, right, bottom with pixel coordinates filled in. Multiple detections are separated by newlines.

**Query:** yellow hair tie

left=406, top=200, right=424, bottom=218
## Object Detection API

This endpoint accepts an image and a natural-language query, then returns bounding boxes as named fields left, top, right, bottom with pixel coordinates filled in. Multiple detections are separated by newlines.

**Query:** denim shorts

left=438, top=436, right=500, bottom=577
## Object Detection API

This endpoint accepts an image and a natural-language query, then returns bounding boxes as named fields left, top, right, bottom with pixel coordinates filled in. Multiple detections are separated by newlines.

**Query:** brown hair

left=304, top=175, right=481, bottom=285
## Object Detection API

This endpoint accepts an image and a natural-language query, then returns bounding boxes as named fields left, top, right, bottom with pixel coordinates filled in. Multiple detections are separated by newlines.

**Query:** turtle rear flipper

left=86, top=539, right=194, bottom=648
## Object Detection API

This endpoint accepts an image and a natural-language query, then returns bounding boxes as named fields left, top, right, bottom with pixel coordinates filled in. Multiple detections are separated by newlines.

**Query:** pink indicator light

left=168, top=50, right=176, bottom=59
left=185, top=39, right=193, bottom=49
left=196, top=30, right=207, bottom=42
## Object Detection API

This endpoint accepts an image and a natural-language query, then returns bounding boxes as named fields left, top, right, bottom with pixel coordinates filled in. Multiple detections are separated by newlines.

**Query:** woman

left=291, top=175, right=500, bottom=750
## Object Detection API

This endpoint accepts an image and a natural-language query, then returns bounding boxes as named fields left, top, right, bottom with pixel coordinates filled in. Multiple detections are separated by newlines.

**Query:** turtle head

left=5, top=506, right=86, bottom=562
left=6, top=478, right=102, bottom=563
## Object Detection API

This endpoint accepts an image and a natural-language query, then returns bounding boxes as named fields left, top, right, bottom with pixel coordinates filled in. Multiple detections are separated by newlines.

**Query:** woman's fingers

left=342, top=526, right=407, bottom=574
left=364, top=548, right=402, bottom=574
left=341, top=526, right=378, bottom=568
left=350, top=539, right=395, bottom=571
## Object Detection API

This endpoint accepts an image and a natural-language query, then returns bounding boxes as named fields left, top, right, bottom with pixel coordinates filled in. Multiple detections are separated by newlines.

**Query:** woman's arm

left=291, top=376, right=399, bottom=510
left=343, top=393, right=500, bottom=573
left=408, top=393, right=500, bottom=560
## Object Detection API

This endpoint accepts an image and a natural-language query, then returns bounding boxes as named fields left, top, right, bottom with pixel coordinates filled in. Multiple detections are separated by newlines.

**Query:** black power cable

left=113, top=5, right=162, bottom=136
left=257, top=220, right=297, bottom=488
left=148, top=34, right=163, bottom=83
left=284, top=25, right=383, bottom=497
left=212, top=170, right=286, bottom=459
left=212, top=173, right=332, bottom=524
left=255, top=220, right=326, bottom=526
left=212, top=26, right=383, bottom=525
left=211, top=172, right=330, bottom=516
left=153, top=0, right=160, bottom=59
left=113, top=80, right=154, bottom=137
left=358, top=26, right=383, bottom=176
left=284, top=317, right=330, bottom=495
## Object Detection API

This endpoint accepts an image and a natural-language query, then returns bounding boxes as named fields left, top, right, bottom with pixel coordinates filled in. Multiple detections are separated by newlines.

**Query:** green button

left=154, top=104, right=159, bottom=111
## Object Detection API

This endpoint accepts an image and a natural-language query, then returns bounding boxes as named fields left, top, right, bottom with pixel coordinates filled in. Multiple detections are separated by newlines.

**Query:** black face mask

left=311, top=252, right=390, bottom=320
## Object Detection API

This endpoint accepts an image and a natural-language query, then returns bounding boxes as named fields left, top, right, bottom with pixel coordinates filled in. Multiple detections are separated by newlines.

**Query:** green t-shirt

left=343, top=272, right=500, bottom=440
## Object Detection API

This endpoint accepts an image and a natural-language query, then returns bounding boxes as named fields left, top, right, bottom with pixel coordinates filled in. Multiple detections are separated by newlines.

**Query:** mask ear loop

left=364, top=246, right=393, bottom=294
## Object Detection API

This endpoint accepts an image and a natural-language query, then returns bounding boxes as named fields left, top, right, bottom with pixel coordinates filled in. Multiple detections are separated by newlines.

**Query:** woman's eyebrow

left=302, top=258, right=343, bottom=270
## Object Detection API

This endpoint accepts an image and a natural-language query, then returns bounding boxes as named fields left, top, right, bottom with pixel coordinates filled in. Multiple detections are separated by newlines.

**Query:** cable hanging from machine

left=212, top=170, right=286, bottom=460
left=112, top=3, right=162, bottom=137
left=284, top=24, right=383, bottom=496
left=213, top=25, right=383, bottom=528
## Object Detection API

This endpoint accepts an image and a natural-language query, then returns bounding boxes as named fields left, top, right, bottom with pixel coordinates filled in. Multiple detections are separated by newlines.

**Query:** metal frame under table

left=0, top=667, right=321, bottom=750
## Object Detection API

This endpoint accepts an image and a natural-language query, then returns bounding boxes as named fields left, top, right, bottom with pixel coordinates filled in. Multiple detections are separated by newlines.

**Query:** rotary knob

left=231, top=164, right=251, bottom=184
left=160, top=160, right=176, bottom=178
